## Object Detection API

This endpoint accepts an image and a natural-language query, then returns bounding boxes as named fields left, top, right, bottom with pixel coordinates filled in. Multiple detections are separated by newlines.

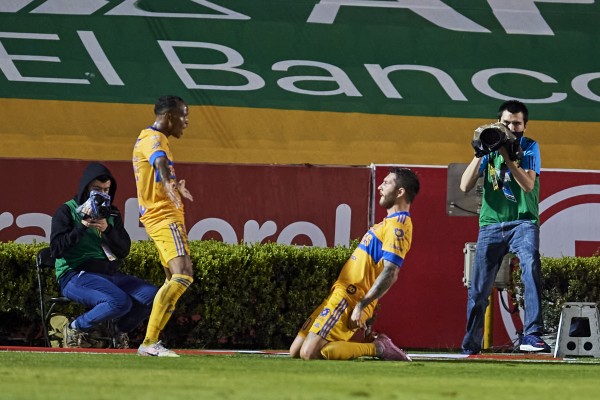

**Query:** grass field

left=1, top=351, right=600, bottom=400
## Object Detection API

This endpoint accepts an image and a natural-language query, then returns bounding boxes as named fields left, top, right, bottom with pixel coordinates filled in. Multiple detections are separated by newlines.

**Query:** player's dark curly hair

left=389, top=167, right=420, bottom=204
left=154, top=95, right=185, bottom=116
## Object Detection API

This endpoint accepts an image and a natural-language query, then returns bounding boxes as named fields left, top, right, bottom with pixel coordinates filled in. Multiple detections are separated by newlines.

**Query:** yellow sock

left=158, top=274, right=193, bottom=330
left=143, top=274, right=193, bottom=345
left=158, top=305, right=175, bottom=331
left=320, top=341, right=377, bottom=360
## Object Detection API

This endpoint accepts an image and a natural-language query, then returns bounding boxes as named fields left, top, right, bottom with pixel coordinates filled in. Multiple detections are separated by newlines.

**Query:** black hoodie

left=73, top=162, right=118, bottom=205
left=50, top=163, right=131, bottom=263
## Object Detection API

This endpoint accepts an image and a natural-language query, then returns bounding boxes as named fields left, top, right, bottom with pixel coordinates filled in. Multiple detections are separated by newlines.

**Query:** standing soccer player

left=289, top=167, right=420, bottom=361
left=132, top=95, right=194, bottom=357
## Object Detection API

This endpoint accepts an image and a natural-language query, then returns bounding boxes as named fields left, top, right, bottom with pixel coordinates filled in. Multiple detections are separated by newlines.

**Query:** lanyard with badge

left=488, top=153, right=517, bottom=203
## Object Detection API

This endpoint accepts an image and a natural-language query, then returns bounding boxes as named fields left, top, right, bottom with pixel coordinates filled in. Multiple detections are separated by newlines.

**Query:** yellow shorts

left=298, top=287, right=376, bottom=342
left=147, top=222, right=190, bottom=266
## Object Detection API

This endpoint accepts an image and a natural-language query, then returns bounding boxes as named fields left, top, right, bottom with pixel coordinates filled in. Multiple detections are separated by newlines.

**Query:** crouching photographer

left=50, top=162, right=158, bottom=349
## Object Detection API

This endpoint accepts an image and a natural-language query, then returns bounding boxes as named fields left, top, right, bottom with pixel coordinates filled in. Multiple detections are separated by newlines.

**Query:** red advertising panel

left=2, top=159, right=599, bottom=349
left=0, top=159, right=371, bottom=247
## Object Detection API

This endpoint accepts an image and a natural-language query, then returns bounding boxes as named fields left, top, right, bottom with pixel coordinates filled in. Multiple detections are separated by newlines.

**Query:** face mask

left=512, top=131, right=524, bottom=140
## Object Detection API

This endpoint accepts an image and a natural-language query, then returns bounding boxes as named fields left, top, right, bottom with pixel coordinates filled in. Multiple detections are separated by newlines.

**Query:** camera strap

left=488, top=155, right=517, bottom=203
left=488, top=162, right=499, bottom=191
left=101, top=243, right=117, bottom=261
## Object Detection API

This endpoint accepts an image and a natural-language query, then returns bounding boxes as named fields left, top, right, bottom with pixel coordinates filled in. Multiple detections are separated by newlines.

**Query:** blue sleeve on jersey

left=478, top=155, right=489, bottom=177
left=519, top=139, right=541, bottom=175
left=149, top=150, right=168, bottom=182
left=382, top=251, right=404, bottom=268
left=358, top=238, right=383, bottom=263
left=149, top=150, right=168, bottom=167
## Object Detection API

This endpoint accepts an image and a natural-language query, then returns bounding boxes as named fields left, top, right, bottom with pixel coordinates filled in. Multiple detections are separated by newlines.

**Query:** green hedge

left=1, top=241, right=599, bottom=348
left=0, top=240, right=352, bottom=349
left=128, top=240, right=351, bottom=349
left=540, top=256, right=600, bottom=332
left=505, top=256, right=600, bottom=333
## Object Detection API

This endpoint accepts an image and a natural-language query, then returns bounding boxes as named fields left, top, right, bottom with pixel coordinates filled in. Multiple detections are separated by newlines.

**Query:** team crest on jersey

left=346, top=284, right=357, bottom=295
left=319, top=308, right=330, bottom=317
left=394, top=228, right=404, bottom=238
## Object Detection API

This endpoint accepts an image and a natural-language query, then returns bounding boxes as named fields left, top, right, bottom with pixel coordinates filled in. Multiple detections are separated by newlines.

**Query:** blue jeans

left=462, top=220, right=544, bottom=353
left=61, top=271, right=158, bottom=333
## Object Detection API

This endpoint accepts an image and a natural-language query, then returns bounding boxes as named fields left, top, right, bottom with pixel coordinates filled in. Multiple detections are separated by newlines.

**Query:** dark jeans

left=462, top=220, right=544, bottom=353
left=61, top=270, right=158, bottom=333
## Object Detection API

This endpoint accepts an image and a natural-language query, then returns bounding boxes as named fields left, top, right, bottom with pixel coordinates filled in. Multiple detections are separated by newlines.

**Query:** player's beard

left=379, top=191, right=395, bottom=209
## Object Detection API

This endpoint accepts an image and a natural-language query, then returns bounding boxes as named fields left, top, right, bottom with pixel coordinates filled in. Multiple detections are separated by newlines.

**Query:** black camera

left=90, top=191, right=112, bottom=219
left=472, top=122, right=522, bottom=160
left=77, top=190, right=112, bottom=220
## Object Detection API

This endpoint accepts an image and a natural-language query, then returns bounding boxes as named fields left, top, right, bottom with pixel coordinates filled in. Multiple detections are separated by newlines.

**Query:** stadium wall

left=1, top=1, right=600, bottom=349
left=2, top=159, right=599, bottom=349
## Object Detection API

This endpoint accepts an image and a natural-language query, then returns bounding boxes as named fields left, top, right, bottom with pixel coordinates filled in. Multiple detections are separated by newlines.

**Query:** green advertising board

left=1, top=1, right=599, bottom=168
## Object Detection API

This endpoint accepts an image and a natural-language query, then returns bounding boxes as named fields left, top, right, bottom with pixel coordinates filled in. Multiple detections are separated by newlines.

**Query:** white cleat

left=137, top=340, right=179, bottom=357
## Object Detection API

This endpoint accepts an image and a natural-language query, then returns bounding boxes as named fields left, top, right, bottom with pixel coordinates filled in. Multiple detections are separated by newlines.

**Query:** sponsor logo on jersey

left=319, top=308, right=330, bottom=317
left=346, top=284, right=357, bottom=295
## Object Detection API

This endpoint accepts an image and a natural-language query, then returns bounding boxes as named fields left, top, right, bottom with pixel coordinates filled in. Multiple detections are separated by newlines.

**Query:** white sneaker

left=137, top=341, right=179, bottom=357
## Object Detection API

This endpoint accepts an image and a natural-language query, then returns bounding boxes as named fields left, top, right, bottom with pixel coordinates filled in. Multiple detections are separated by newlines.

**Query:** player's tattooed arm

left=360, top=261, right=399, bottom=307
left=349, top=261, right=399, bottom=330
left=154, top=156, right=181, bottom=208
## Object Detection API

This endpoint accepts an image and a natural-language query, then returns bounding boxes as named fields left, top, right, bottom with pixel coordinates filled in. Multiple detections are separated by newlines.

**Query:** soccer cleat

left=374, top=333, right=412, bottom=361
left=137, top=340, right=179, bottom=357
left=519, top=334, right=551, bottom=353
left=62, top=323, right=93, bottom=348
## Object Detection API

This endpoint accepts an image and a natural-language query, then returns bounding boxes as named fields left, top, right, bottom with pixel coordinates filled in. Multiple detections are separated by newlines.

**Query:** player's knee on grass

left=289, top=335, right=304, bottom=358
left=299, top=341, right=325, bottom=360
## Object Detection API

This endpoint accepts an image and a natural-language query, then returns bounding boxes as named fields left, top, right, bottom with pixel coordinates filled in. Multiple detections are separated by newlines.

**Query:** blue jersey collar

left=386, top=211, right=410, bottom=219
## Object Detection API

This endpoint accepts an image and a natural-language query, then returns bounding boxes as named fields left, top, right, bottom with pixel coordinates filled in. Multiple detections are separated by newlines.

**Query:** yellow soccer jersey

left=132, top=127, right=184, bottom=232
left=333, top=211, right=413, bottom=299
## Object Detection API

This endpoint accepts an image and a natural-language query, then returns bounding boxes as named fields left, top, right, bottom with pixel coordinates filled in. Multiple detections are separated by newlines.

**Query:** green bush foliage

left=0, top=240, right=352, bottom=349
left=0, top=241, right=41, bottom=318
left=0, top=242, right=86, bottom=345
left=511, top=256, right=600, bottom=332
left=2, top=241, right=599, bottom=348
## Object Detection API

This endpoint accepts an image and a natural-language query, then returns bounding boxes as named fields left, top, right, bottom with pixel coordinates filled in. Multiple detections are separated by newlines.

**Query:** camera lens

left=480, top=128, right=502, bottom=147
